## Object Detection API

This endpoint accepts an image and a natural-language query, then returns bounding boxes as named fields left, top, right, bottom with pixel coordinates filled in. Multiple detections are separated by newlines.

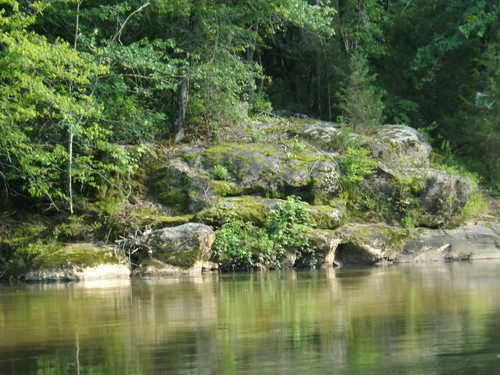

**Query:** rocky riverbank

left=8, top=119, right=499, bottom=281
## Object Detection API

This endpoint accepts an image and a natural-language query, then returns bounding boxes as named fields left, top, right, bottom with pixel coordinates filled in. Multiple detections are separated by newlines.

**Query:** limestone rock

left=308, top=230, right=342, bottom=267
left=201, top=143, right=340, bottom=203
left=369, top=125, right=432, bottom=167
left=24, top=243, right=129, bottom=282
left=146, top=223, right=215, bottom=268
left=335, top=224, right=408, bottom=266
left=395, top=224, right=500, bottom=263
left=148, top=158, right=216, bottom=214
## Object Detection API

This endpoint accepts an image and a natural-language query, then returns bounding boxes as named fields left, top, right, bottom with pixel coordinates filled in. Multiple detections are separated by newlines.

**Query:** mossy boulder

left=201, top=143, right=340, bottom=202
left=148, top=158, right=216, bottom=214
left=368, top=125, right=432, bottom=167
left=297, top=121, right=342, bottom=145
left=417, top=170, right=472, bottom=226
left=195, top=195, right=345, bottom=229
left=195, top=196, right=278, bottom=226
left=335, top=223, right=408, bottom=266
left=307, top=201, right=345, bottom=229
left=359, top=167, right=472, bottom=228
left=24, top=243, right=129, bottom=282
left=133, top=214, right=194, bottom=229
left=145, top=223, right=215, bottom=269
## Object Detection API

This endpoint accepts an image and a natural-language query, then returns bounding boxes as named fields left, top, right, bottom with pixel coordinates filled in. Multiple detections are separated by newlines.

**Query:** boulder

left=369, top=125, right=432, bottom=167
left=201, top=143, right=340, bottom=203
left=195, top=195, right=345, bottom=229
left=298, top=121, right=341, bottom=145
left=145, top=223, right=216, bottom=269
left=335, top=223, right=408, bottom=266
left=395, top=224, right=500, bottom=263
left=25, top=243, right=130, bottom=282
left=148, top=158, right=216, bottom=214
left=417, top=170, right=472, bottom=226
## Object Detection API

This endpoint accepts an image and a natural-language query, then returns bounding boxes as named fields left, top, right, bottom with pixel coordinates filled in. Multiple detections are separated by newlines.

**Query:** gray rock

left=146, top=223, right=216, bottom=268
left=335, top=224, right=408, bottom=266
left=395, top=224, right=500, bottom=263
left=369, top=125, right=432, bottom=167
left=131, top=258, right=218, bottom=278
left=148, top=158, right=216, bottom=214
left=418, top=170, right=472, bottom=226
left=298, top=121, right=341, bottom=144
left=201, top=144, right=340, bottom=203
left=308, top=230, right=342, bottom=267
left=25, top=243, right=130, bottom=282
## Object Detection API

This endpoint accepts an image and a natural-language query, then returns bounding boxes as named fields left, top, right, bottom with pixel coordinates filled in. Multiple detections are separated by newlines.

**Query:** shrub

left=211, top=196, right=316, bottom=271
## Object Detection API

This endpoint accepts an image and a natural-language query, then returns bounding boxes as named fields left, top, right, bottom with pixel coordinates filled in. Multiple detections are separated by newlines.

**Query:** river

left=1, top=261, right=499, bottom=374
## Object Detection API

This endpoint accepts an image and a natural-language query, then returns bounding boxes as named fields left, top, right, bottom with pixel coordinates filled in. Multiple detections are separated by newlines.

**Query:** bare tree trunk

left=67, top=130, right=74, bottom=215
left=66, top=0, right=82, bottom=215
left=173, top=76, right=189, bottom=143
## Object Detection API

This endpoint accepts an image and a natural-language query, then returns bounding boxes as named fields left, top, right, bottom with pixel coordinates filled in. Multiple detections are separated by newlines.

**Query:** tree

left=339, top=53, right=384, bottom=130
left=0, top=0, right=135, bottom=211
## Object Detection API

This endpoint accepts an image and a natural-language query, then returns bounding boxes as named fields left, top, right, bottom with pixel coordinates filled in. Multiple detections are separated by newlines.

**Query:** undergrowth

left=211, top=196, right=316, bottom=271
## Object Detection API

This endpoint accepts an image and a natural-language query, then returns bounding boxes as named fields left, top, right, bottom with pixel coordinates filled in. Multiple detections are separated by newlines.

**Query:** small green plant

left=213, top=165, right=230, bottom=181
left=291, top=137, right=307, bottom=153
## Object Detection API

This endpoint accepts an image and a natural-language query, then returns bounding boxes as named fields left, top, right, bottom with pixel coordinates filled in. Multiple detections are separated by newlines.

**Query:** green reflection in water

left=1, top=261, right=499, bottom=374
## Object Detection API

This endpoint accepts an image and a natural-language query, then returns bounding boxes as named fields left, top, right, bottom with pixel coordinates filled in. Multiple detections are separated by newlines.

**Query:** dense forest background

left=0, top=0, right=498, bottom=213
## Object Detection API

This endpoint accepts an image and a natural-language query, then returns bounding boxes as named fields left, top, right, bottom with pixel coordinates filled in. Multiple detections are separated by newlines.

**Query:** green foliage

left=337, top=143, right=383, bottom=219
left=211, top=196, right=316, bottom=271
left=339, top=146, right=377, bottom=185
left=339, top=53, right=385, bottom=130
left=213, top=165, right=230, bottom=181
left=0, top=1, right=136, bottom=209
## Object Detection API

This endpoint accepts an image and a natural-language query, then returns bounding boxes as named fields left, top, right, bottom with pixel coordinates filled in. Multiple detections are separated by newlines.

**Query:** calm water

left=1, top=261, right=499, bottom=374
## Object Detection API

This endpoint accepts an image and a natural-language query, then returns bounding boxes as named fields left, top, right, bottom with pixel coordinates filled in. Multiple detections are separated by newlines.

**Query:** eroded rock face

left=148, top=158, right=216, bottom=214
left=195, top=196, right=345, bottom=229
left=308, top=230, right=342, bottom=267
left=145, top=223, right=215, bottom=268
left=395, top=225, right=500, bottom=263
left=418, top=170, right=472, bottom=226
left=201, top=144, right=340, bottom=203
left=24, top=244, right=129, bottom=282
left=368, top=125, right=432, bottom=167
left=335, top=224, right=408, bottom=266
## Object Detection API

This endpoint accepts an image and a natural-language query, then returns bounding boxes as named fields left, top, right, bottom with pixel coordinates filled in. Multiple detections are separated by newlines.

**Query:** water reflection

left=1, top=261, right=499, bottom=374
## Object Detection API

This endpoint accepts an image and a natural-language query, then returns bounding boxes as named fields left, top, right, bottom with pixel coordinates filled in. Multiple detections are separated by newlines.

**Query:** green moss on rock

left=31, top=243, right=124, bottom=270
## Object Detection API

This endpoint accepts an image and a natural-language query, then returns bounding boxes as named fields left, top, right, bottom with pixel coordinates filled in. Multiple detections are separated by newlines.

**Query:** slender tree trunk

left=66, top=0, right=82, bottom=215
left=173, top=76, right=189, bottom=143
left=67, top=130, right=74, bottom=215
left=245, top=22, right=259, bottom=102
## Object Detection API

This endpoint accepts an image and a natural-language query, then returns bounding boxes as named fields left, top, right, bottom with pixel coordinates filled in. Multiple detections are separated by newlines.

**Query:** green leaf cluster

left=212, top=196, right=316, bottom=271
